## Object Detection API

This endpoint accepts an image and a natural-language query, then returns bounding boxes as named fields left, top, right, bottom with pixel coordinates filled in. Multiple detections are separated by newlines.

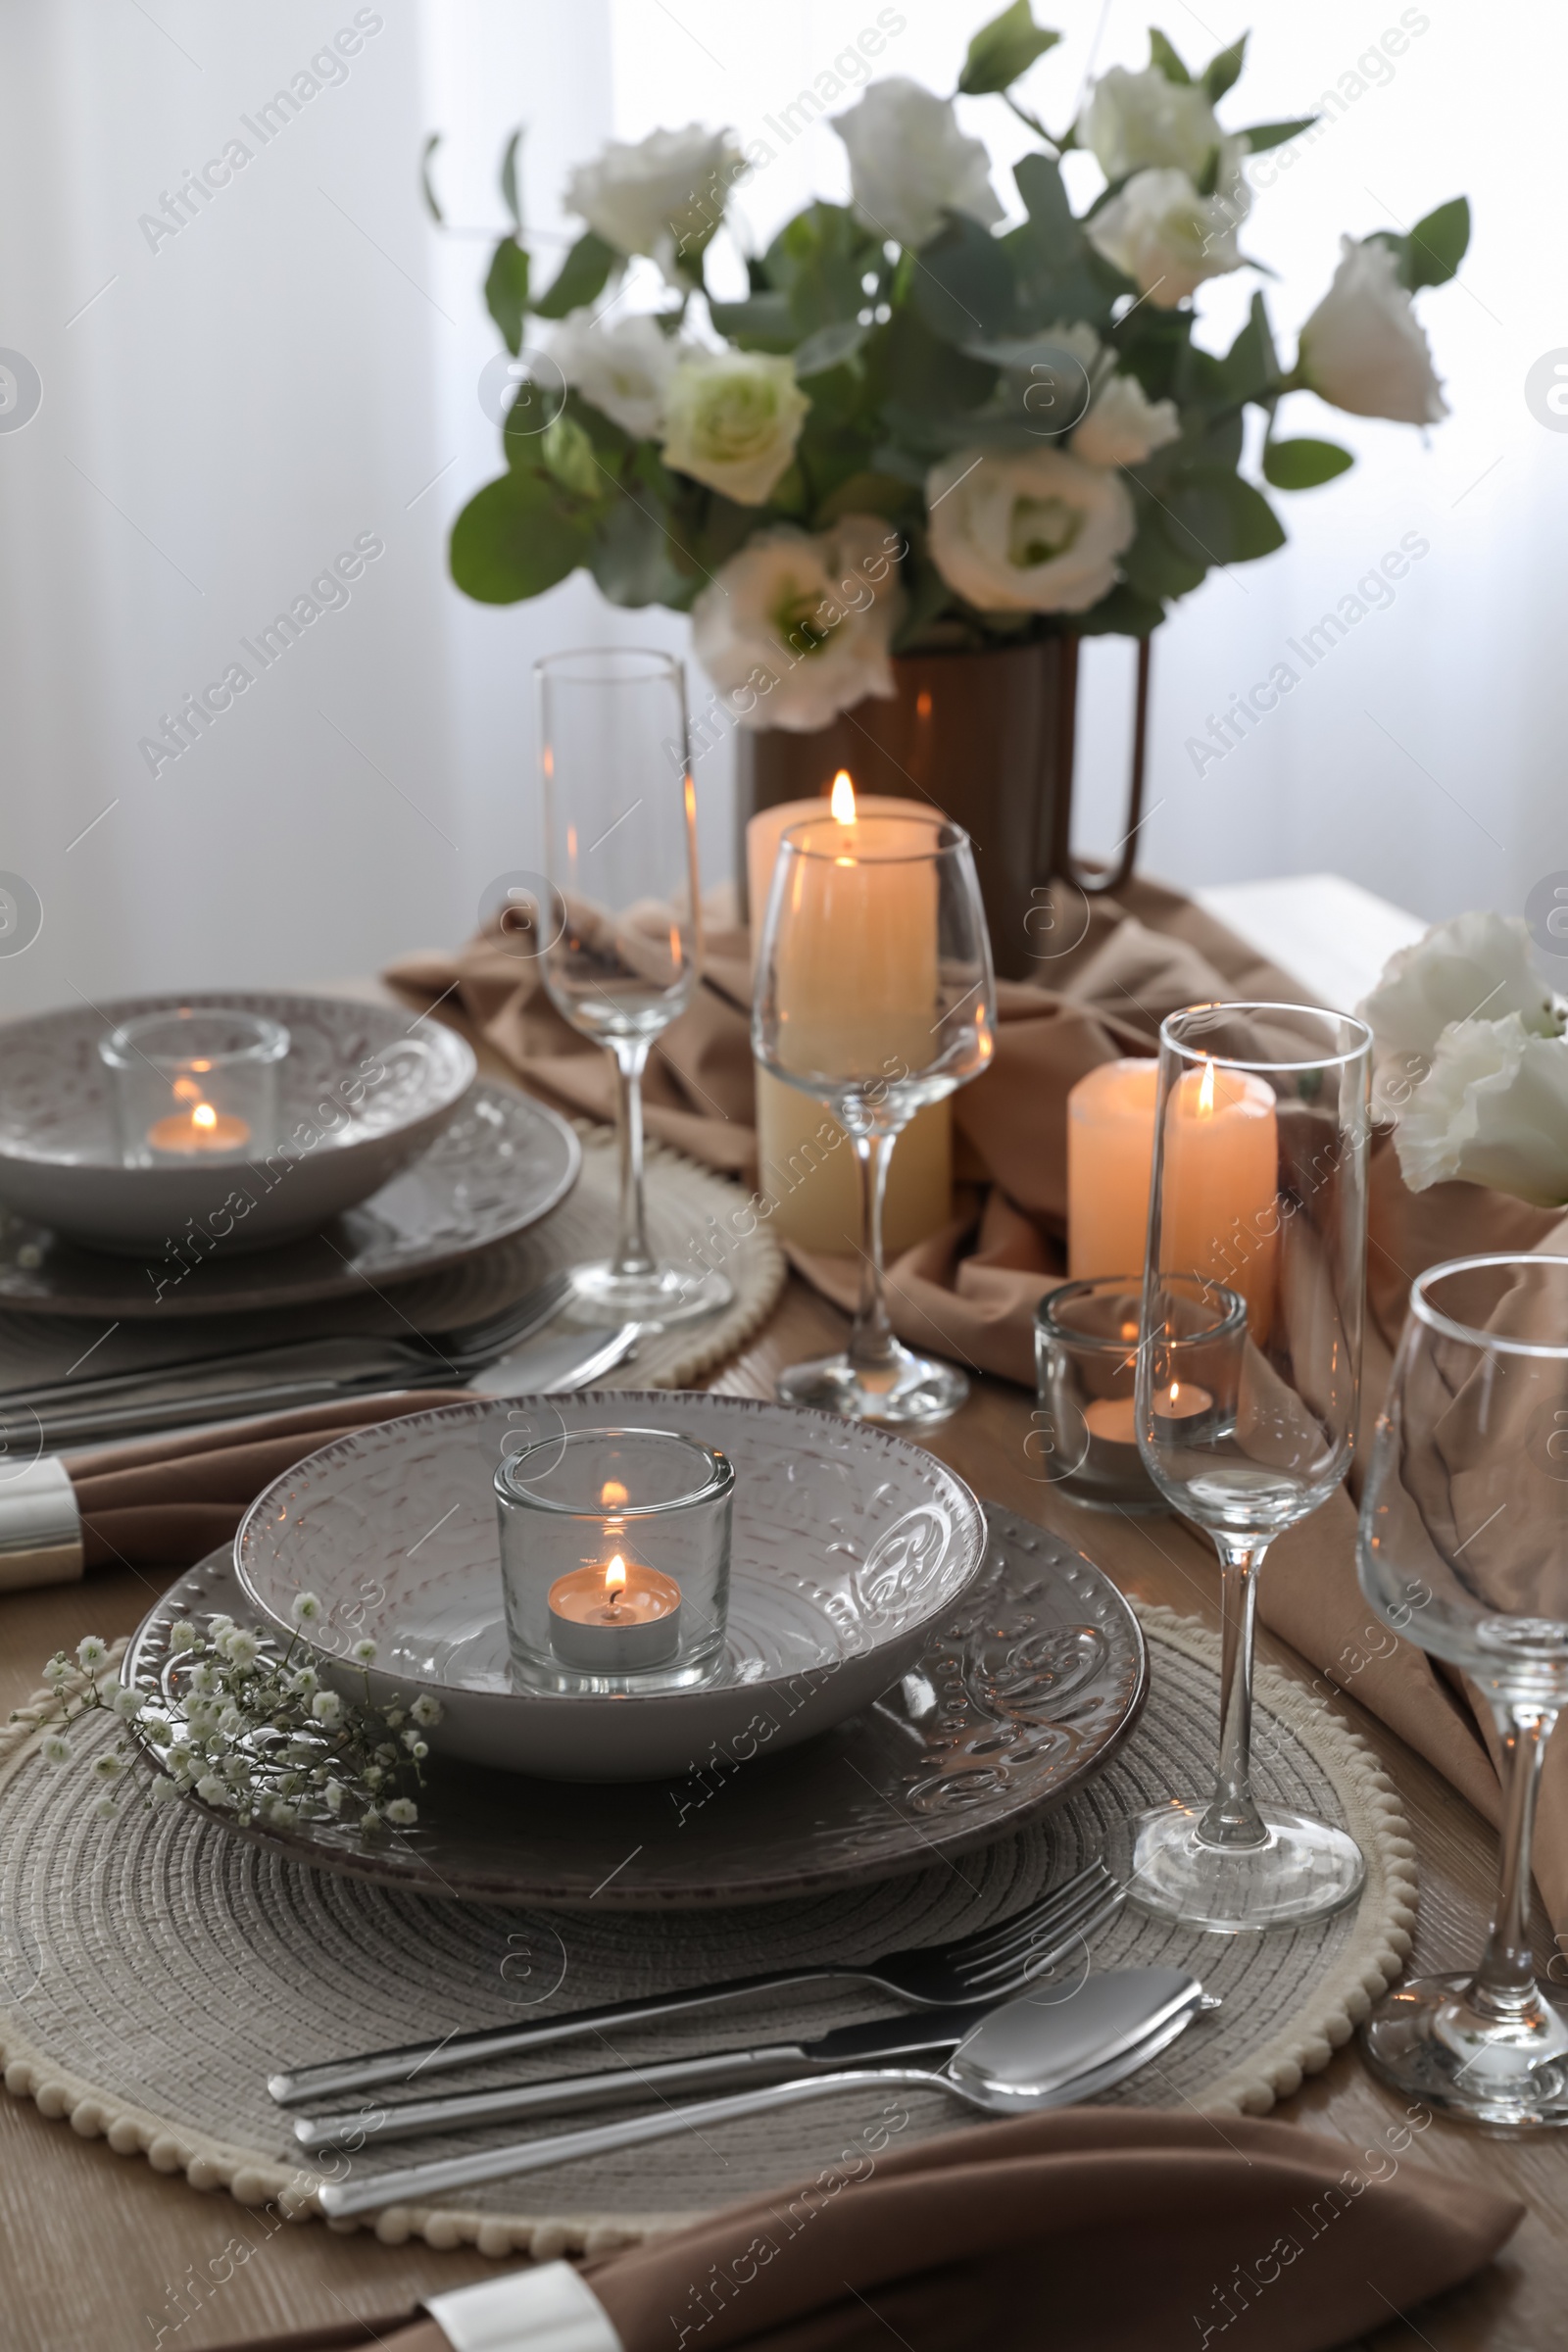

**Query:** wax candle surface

left=1067, top=1059, right=1158, bottom=1280
left=146, top=1103, right=251, bottom=1155
left=547, top=1555, right=681, bottom=1672
left=1158, top=1062, right=1278, bottom=1335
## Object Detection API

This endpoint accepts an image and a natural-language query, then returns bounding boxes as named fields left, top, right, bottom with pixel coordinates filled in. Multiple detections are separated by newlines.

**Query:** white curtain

left=1, top=0, right=1562, bottom=1016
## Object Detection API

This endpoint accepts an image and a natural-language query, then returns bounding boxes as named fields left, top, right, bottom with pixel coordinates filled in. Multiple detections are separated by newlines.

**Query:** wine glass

left=1358, top=1252, right=1568, bottom=2127
left=1105, top=1002, right=1373, bottom=1932
left=752, top=811, right=994, bottom=1425
left=535, top=648, right=732, bottom=1329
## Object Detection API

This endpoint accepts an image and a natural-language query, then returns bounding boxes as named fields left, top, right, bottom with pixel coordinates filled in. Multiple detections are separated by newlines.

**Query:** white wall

left=1, top=0, right=1562, bottom=1018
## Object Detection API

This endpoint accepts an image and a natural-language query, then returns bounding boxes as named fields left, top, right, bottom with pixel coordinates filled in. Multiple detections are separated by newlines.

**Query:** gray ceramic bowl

left=234, top=1393, right=991, bottom=1783
left=0, top=993, right=476, bottom=1254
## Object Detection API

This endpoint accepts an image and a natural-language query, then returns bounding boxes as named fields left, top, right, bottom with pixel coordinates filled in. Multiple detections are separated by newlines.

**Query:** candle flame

left=829, top=769, right=856, bottom=825
left=600, top=1480, right=628, bottom=1507
left=1198, top=1057, right=1216, bottom=1117
left=605, top=1553, right=626, bottom=1607
left=192, top=1102, right=218, bottom=1132
left=1168, top=1382, right=1181, bottom=1406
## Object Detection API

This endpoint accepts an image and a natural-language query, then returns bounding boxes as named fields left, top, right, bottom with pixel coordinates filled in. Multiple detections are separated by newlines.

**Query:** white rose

left=1396, top=1013, right=1568, bottom=1205
left=1087, top=155, right=1250, bottom=306
left=548, top=308, right=678, bottom=439
left=691, top=514, right=906, bottom=733
left=925, top=446, right=1136, bottom=613
left=1079, top=65, right=1223, bottom=181
left=1071, top=372, right=1182, bottom=467
left=1297, top=236, right=1447, bottom=425
left=661, top=351, right=808, bottom=506
left=564, top=124, right=743, bottom=283
left=1360, top=911, right=1562, bottom=1110
left=832, top=77, right=1004, bottom=251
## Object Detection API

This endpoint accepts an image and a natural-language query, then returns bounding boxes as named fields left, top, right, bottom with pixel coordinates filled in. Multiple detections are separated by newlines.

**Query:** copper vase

left=736, top=635, right=1152, bottom=980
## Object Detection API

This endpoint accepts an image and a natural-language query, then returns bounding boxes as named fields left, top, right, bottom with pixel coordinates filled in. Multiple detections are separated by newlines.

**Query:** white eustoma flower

left=565, top=124, right=743, bottom=282
left=925, top=446, right=1136, bottom=613
left=1088, top=159, right=1249, bottom=305
left=289, top=1592, right=322, bottom=1629
left=1360, top=912, right=1562, bottom=1076
left=692, top=514, right=906, bottom=733
left=832, top=76, right=1004, bottom=250
left=1396, top=1013, right=1568, bottom=1204
left=1079, top=65, right=1224, bottom=181
left=1071, top=373, right=1182, bottom=467
left=662, top=351, right=809, bottom=506
left=550, top=308, right=680, bottom=440
left=1298, top=236, right=1447, bottom=425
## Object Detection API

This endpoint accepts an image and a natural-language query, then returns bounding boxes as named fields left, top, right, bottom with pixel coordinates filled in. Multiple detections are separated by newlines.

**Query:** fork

left=268, top=1859, right=1123, bottom=2108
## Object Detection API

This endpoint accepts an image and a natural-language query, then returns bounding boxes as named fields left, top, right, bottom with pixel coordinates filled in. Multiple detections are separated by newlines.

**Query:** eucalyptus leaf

left=911, top=211, right=1015, bottom=345
left=484, top=238, right=530, bottom=359
left=766, top=203, right=879, bottom=337
left=1148, top=28, right=1191, bottom=83
left=589, top=497, right=693, bottom=609
left=708, top=292, right=796, bottom=352
left=449, top=472, right=590, bottom=604
left=958, top=0, right=1062, bottom=95
left=1075, top=580, right=1166, bottom=637
left=794, top=318, right=869, bottom=377
left=1262, top=436, right=1353, bottom=490
left=1163, top=471, right=1285, bottom=564
left=531, top=229, right=618, bottom=320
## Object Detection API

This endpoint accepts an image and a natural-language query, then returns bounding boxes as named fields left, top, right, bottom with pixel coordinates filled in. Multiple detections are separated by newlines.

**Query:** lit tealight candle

left=145, top=1099, right=252, bottom=1155
left=1152, top=1379, right=1215, bottom=1440
left=547, top=1552, right=682, bottom=1673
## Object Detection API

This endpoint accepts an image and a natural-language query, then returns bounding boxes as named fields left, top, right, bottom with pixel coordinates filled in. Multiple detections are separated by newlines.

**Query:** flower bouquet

left=446, top=6, right=1468, bottom=740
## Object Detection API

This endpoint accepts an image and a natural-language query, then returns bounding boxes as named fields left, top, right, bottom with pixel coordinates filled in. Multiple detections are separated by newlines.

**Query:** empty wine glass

left=1358, top=1252, right=1568, bottom=2127
left=1105, top=1002, right=1373, bottom=1932
left=752, top=810, right=994, bottom=1425
left=536, top=648, right=732, bottom=1329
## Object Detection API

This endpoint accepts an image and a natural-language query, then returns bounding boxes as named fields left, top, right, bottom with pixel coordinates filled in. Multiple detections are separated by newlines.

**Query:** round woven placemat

left=0, top=1609, right=1415, bottom=2260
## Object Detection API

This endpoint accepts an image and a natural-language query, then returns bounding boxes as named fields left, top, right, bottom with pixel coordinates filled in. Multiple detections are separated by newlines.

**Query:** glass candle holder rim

left=1040, top=1273, right=1248, bottom=1350
left=777, top=812, right=971, bottom=867
left=1135, top=1271, right=1250, bottom=1344
left=494, top=1425, right=735, bottom=1519
left=98, top=1005, right=291, bottom=1073
left=533, top=646, right=683, bottom=690
left=1407, top=1250, right=1568, bottom=1359
left=1158, top=1001, right=1374, bottom=1075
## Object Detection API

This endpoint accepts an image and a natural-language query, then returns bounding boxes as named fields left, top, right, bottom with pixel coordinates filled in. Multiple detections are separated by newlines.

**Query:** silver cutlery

left=270, top=1859, right=1124, bottom=2110
left=316, top=1969, right=1209, bottom=2218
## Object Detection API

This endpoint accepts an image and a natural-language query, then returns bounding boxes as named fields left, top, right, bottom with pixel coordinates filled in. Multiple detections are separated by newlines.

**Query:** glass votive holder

left=99, top=1007, right=288, bottom=1168
left=495, top=1426, right=734, bottom=1695
left=1035, top=1276, right=1250, bottom=1510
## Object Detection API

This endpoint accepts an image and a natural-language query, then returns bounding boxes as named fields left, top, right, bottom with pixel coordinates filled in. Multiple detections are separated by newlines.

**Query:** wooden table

left=2, top=1274, right=1563, bottom=2352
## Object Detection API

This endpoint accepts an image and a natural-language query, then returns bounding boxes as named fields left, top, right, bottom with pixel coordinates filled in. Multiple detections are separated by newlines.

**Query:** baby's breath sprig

left=29, top=1603, right=442, bottom=1840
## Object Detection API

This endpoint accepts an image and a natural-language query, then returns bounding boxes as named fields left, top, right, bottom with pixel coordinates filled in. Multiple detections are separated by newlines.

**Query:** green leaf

left=958, top=0, right=1062, bottom=95
left=531, top=229, right=618, bottom=320
left=484, top=238, right=530, bottom=358
left=1217, top=291, right=1280, bottom=406
left=707, top=292, right=796, bottom=352
left=499, top=128, right=522, bottom=233
left=1120, top=507, right=1207, bottom=601
left=1012, top=151, right=1077, bottom=245
left=1074, top=580, right=1166, bottom=637
left=540, top=413, right=600, bottom=501
left=811, top=469, right=915, bottom=527
left=449, top=471, right=590, bottom=604
left=420, top=133, right=443, bottom=225
left=765, top=203, right=878, bottom=337
left=911, top=212, right=1015, bottom=345
left=1403, top=195, right=1470, bottom=292
left=1163, top=472, right=1285, bottom=565
left=794, top=319, right=869, bottom=377
left=588, top=497, right=693, bottom=609
left=1262, top=436, right=1353, bottom=490
left=1148, top=27, right=1191, bottom=82
left=1201, top=33, right=1247, bottom=103
left=1238, top=117, right=1316, bottom=152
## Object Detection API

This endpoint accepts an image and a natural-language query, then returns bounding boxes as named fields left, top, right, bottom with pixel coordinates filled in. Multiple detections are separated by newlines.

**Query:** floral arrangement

left=32, top=1606, right=440, bottom=1838
left=445, top=6, right=1468, bottom=734
left=1360, top=913, right=1568, bottom=1206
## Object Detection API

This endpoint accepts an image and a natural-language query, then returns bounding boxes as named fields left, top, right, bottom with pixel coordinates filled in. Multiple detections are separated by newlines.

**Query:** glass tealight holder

left=100, top=1007, right=288, bottom=1168
left=495, top=1427, right=734, bottom=1694
left=1034, top=1277, right=1246, bottom=1511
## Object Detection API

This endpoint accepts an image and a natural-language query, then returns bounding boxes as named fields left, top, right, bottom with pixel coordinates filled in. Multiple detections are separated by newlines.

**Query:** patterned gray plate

left=0, top=1082, right=580, bottom=1318
left=122, top=1504, right=1147, bottom=1906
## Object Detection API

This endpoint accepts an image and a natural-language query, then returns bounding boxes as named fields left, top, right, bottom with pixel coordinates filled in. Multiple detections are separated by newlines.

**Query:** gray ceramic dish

left=234, top=1393, right=991, bottom=1782
left=126, top=1509, right=1148, bottom=1905
left=0, top=993, right=476, bottom=1252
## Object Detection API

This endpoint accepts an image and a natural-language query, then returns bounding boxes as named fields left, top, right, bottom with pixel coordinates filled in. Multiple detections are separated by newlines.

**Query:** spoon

left=317, top=1967, right=1209, bottom=2219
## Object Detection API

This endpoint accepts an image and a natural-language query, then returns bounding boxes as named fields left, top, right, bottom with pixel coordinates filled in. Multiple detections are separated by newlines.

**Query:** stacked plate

left=123, top=1393, right=1148, bottom=1906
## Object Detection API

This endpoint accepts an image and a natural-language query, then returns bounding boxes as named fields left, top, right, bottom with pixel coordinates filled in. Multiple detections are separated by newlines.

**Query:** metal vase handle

left=1052, top=634, right=1153, bottom=899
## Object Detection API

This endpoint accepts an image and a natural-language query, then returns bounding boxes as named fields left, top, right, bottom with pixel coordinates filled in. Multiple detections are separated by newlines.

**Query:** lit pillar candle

left=749, top=772, right=952, bottom=1255
left=547, top=1553, right=682, bottom=1672
left=1067, top=1059, right=1157, bottom=1280
left=1158, top=1059, right=1279, bottom=1336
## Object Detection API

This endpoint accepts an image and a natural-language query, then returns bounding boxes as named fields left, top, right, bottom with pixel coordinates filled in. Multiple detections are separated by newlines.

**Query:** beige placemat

left=0, top=1608, right=1414, bottom=2260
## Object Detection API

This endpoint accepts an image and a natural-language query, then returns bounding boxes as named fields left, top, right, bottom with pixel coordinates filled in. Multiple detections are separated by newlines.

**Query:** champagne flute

left=536, top=647, right=732, bottom=1329
left=1358, top=1252, right=1568, bottom=2126
left=752, top=809, right=994, bottom=1426
left=1106, top=1003, right=1373, bottom=1932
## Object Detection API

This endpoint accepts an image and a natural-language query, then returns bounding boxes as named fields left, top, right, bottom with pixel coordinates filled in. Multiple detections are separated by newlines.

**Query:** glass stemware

left=1105, top=1002, right=1373, bottom=1932
left=535, top=647, right=732, bottom=1329
left=752, top=811, right=995, bottom=1426
left=1358, top=1252, right=1568, bottom=2127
